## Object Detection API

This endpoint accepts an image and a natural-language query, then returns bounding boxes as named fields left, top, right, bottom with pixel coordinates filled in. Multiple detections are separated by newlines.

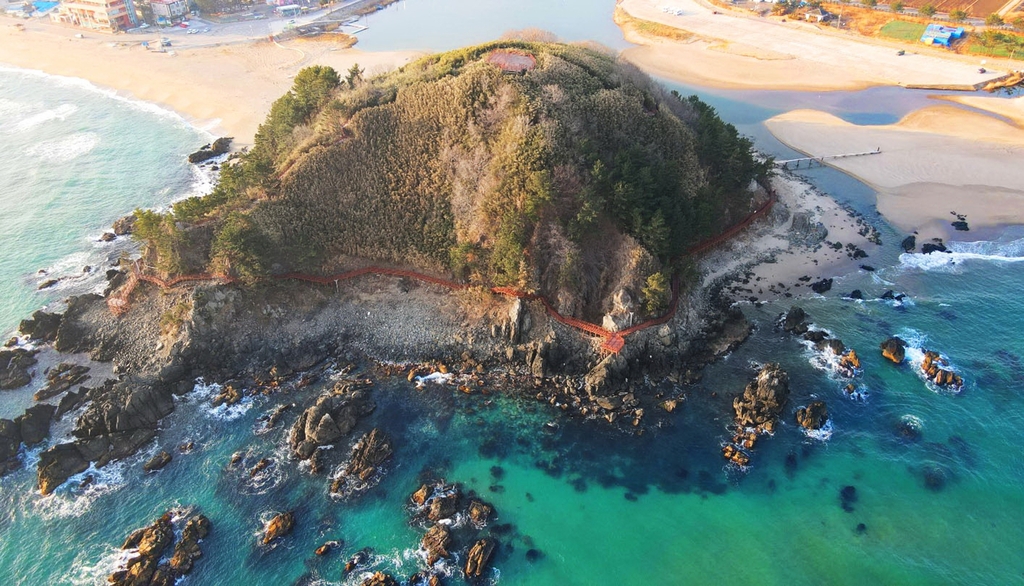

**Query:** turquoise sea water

left=3, top=4, right=1024, bottom=585
left=0, top=67, right=209, bottom=336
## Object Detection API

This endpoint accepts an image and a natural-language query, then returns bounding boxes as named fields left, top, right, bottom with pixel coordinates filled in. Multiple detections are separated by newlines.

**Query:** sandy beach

left=703, top=173, right=881, bottom=302
left=616, top=0, right=1015, bottom=91
left=0, top=20, right=420, bottom=145
left=765, top=106, right=1024, bottom=240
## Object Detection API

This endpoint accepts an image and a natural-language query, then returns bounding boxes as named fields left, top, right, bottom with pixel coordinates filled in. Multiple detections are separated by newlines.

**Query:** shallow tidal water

left=2, top=4, right=1024, bottom=585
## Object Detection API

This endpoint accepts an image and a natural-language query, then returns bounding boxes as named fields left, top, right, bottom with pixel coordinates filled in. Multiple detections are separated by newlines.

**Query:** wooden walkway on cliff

left=107, top=190, right=777, bottom=354
left=775, top=148, right=881, bottom=169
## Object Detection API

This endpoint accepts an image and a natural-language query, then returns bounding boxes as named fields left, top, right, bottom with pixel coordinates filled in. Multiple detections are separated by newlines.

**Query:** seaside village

left=2, top=0, right=319, bottom=31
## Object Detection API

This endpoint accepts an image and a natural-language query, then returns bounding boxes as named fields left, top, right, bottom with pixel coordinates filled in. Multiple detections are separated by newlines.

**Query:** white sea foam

left=12, top=103, right=78, bottom=132
left=26, top=132, right=99, bottom=162
left=0, top=65, right=214, bottom=138
left=802, top=418, right=834, bottom=441
left=414, top=372, right=454, bottom=388
left=31, top=459, right=129, bottom=520
left=898, top=328, right=964, bottom=394
left=189, top=379, right=255, bottom=420
left=899, top=238, right=1024, bottom=273
left=66, top=546, right=139, bottom=586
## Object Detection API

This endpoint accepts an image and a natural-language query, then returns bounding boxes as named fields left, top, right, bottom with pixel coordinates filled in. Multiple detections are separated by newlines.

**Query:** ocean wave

left=0, top=97, right=31, bottom=119
left=189, top=379, right=256, bottom=421
left=899, top=238, right=1024, bottom=273
left=12, top=103, right=78, bottom=132
left=0, top=65, right=214, bottom=138
left=26, top=132, right=99, bottom=163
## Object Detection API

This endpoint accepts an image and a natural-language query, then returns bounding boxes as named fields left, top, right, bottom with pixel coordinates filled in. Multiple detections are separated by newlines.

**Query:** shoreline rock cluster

left=723, top=363, right=790, bottom=466
left=109, top=510, right=211, bottom=586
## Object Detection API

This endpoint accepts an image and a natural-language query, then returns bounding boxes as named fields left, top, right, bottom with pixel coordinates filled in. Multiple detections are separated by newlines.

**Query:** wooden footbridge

left=108, top=190, right=777, bottom=354
left=776, top=148, right=881, bottom=169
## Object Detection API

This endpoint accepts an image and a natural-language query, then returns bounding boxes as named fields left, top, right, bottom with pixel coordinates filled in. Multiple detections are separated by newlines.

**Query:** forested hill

left=134, top=40, right=770, bottom=320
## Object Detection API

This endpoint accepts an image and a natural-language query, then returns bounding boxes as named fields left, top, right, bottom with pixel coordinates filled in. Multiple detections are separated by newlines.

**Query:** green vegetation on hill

left=134, top=41, right=769, bottom=317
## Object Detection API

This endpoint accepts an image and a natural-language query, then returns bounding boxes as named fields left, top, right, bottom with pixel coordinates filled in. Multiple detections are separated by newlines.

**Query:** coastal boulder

left=329, top=428, right=392, bottom=498
left=262, top=511, right=295, bottom=545
left=464, top=538, right=496, bottom=579
left=881, top=337, right=907, bottom=364
left=795, top=401, right=829, bottom=430
left=73, top=380, right=174, bottom=439
left=17, top=403, right=56, bottom=445
left=361, top=573, right=399, bottom=586
left=810, top=278, right=833, bottom=294
left=143, top=450, right=172, bottom=473
left=901, top=235, right=916, bottom=253
left=782, top=306, right=808, bottom=334
left=18, top=310, right=62, bottom=343
left=290, top=382, right=375, bottom=460
left=422, top=524, right=451, bottom=565
left=168, top=514, right=211, bottom=574
left=732, top=363, right=790, bottom=431
left=0, top=347, right=38, bottom=390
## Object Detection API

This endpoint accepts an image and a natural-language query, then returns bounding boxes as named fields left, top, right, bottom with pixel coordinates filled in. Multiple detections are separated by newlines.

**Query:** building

left=150, top=0, right=187, bottom=25
left=803, top=7, right=831, bottom=23
left=51, top=0, right=139, bottom=31
left=920, top=24, right=965, bottom=47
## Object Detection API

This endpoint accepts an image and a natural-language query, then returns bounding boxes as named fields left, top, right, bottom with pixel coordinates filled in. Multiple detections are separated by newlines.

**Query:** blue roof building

left=920, top=24, right=965, bottom=47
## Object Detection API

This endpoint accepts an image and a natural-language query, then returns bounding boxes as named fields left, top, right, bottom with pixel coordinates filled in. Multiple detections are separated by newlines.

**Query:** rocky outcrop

left=583, top=353, right=626, bottom=398
left=838, top=350, right=860, bottom=377
left=921, top=351, right=963, bottom=389
left=810, top=278, right=833, bottom=294
left=143, top=451, right=172, bottom=473
left=795, top=401, right=829, bottom=430
left=109, top=511, right=210, bottom=586
left=167, top=515, right=212, bottom=575
left=782, top=307, right=808, bottom=335
left=34, top=363, right=90, bottom=401
left=467, top=499, right=493, bottom=526
left=53, top=294, right=102, bottom=354
left=880, top=337, right=906, bottom=364
left=361, top=572, right=399, bottom=586
left=112, top=214, right=137, bottom=236
left=0, top=347, right=38, bottom=390
left=0, top=418, right=23, bottom=476
left=210, top=384, right=241, bottom=407
left=901, top=235, right=916, bottom=253
left=464, top=538, right=496, bottom=579
left=732, top=363, right=790, bottom=432
left=37, top=428, right=156, bottom=495
left=422, top=524, right=451, bottom=565
left=187, top=137, right=232, bottom=164
left=290, top=382, right=375, bottom=460
left=922, top=239, right=948, bottom=254
left=790, top=211, right=828, bottom=246
left=18, top=310, right=62, bottom=343
left=330, top=428, right=392, bottom=498
left=262, top=511, right=295, bottom=545
left=74, top=380, right=174, bottom=440
left=18, top=403, right=56, bottom=445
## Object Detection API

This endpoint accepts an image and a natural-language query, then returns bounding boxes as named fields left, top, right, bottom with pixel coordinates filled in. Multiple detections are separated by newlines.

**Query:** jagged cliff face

left=152, top=41, right=764, bottom=321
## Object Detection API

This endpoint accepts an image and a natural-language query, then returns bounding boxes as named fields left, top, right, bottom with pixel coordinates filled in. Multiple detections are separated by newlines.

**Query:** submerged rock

left=840, top=485, right=857, bottom=512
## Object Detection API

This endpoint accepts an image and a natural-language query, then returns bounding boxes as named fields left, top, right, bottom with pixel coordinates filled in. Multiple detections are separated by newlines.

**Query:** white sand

left=0, top=20, right=421, bottom=145
left=702, top=173, right=881, bottom=302
left=764, top=106, right=1024, bottom=240
left=617, top=0, right=1015, bottom=91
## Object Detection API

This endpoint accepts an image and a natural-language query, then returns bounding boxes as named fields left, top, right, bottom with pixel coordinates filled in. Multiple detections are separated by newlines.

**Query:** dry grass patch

left=614, top=7, right=695, bottom=41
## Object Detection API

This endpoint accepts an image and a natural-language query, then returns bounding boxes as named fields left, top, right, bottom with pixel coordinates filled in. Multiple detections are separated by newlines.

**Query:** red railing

left=107, top=189, right=776, bottom=352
